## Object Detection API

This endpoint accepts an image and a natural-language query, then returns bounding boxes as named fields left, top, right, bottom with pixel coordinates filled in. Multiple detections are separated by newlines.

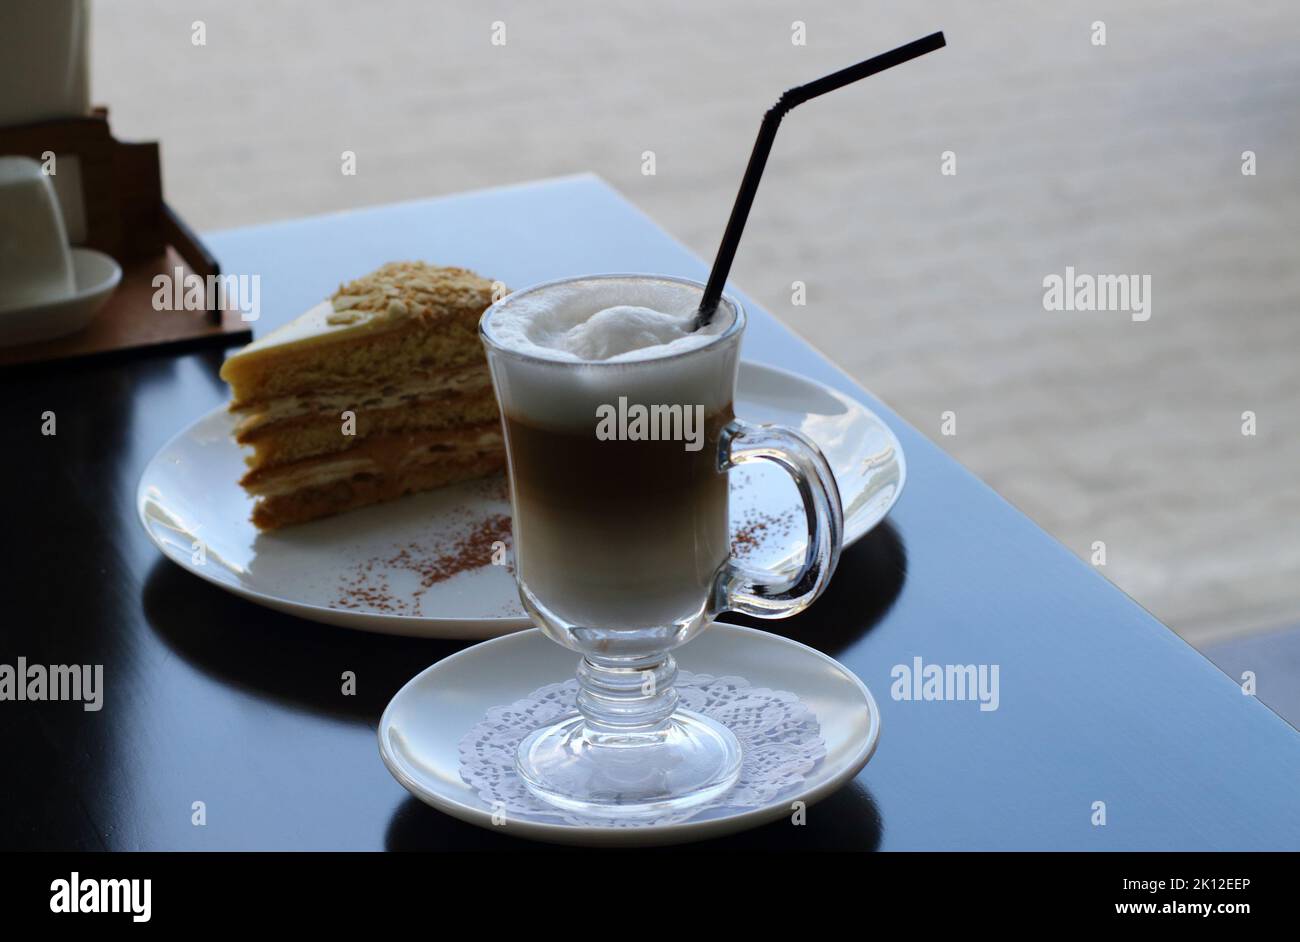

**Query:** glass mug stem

left=575, top=653, right=679, bottom=739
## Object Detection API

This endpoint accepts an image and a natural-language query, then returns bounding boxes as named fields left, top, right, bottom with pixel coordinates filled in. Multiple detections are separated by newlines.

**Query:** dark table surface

left=4, top=175, right=1298, bottom=851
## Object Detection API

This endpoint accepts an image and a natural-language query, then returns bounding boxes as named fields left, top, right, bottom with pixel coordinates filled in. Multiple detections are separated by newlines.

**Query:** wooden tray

left=0, top=110, right=250, bottom=367
left=0, top=245, right=251, bottom=368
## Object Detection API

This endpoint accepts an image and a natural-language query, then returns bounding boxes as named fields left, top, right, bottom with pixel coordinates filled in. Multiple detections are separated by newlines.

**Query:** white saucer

left=0, top=247, right=121, bottom=347
left=378, top=622, right=881, bottom=847
left=138, top=360, right=905, bottom=639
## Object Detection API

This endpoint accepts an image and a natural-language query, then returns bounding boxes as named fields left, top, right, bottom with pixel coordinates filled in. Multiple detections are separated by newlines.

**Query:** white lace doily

left=458, top=670, right=826, bottom=827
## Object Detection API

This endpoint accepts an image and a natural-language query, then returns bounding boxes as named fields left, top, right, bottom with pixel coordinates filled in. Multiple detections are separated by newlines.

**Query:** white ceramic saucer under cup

left=378, top=622, right=881, bottom=847
left=0, top=246, right=121, bottom=347
left=138, top=360, right=905, bottom=640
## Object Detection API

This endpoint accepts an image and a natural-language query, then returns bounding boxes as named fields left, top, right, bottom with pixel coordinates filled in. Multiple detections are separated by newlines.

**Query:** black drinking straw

left=695, top=31, right=946, bottom=327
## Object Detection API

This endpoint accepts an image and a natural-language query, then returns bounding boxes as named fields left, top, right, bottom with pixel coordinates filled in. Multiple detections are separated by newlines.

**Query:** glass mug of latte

left=480, top=274, right=843, bottom=817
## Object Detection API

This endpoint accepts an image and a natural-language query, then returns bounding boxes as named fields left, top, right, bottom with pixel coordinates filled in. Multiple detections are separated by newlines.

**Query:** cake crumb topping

left=326, top=261, right=496, bottom=327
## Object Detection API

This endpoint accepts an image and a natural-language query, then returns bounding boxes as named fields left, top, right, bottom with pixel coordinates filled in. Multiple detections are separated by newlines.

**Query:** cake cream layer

left=238, top=389, right=501, bottom=471
left=250, top=451, right=505, bottom=531
left=233, top=364, right=492, bottom=440
left=240, top=421, right=504, bottom=497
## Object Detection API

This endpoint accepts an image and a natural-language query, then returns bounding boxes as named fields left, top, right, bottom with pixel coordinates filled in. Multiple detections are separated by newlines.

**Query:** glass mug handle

left=712, top=419, right=844, bottom=618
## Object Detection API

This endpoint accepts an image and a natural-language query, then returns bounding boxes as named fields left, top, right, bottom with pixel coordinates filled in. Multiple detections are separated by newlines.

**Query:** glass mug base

left=515, top=709, right=742, bottom=819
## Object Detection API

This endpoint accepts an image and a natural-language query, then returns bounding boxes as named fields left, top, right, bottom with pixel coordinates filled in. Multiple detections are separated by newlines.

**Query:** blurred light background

left=90, top=1, right=1300, bottom=650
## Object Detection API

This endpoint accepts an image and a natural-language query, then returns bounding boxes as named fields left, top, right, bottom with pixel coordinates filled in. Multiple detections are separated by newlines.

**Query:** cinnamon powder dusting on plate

left=333, top=513, right=514, bottom=615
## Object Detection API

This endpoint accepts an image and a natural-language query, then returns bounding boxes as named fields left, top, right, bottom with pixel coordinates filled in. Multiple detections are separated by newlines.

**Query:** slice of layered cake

left=220, top=262, right=505, bottom=529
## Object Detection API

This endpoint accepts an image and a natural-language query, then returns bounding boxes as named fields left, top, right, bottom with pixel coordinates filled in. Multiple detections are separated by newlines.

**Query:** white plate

left=137, top=361, right=905, bottom=639
left=378, top=622, right=880, bottom=847
left=0, top=247, right=121, bottom=347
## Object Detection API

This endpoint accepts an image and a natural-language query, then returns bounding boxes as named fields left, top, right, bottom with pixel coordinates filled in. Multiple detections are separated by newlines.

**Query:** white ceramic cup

left=0, top=156, right=77, bottom=313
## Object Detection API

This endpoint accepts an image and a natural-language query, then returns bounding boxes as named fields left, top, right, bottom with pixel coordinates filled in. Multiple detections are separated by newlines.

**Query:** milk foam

left=482, top=276, right=743, bottom=430
left=485, top=278, right=733, bottom=363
